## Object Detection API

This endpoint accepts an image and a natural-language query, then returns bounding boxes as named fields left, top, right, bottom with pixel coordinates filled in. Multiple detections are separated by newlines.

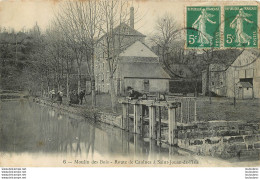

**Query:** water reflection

left=0, top=100, right=195, bottom=161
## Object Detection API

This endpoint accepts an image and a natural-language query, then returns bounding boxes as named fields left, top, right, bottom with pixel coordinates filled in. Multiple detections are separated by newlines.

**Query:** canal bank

left=2, top=96, right=210, bottom=167
left=33, top=97, right=260, bottom=161
left=33, top=97, right=123, bottom=128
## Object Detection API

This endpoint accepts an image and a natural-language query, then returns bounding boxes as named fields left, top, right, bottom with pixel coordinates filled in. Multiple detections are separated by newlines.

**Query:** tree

left=151, top=14, right=204, bottom=96
left=98, top=0, right=132, bottom=112
left=0, top=27, right=36, bottom=91
left=26, top=24, right=50, bottom=96
left=150, top=13, right=181, bottom=77
left=55, top=0, right=102, bottom=106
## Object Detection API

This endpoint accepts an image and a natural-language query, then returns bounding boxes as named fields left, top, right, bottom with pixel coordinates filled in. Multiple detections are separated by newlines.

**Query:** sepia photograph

left=0, top=0, right=259, bottom=170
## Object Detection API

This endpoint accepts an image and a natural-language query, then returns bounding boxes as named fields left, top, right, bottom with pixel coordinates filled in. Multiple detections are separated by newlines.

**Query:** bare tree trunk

left=206, top=64, right=210, bottom=95
left=77, top=66, right=81, bottom=94
left=206, top=64, right=212, bottom=104
left=109, top=75, right=117, bottom=113
left=66, top=73, right=69, bottom=98
left=91, top=79, right=96, bottom=106
left=91, top=50, right=96, bottom=107
left=57, top=81, right=61, bottom=92
left=194, top=79, right=198, bottom=97
left=47, top=85, right=50, bottom=98
left=41, top=75, right=44, bottom=97
left=233, top=71, right=236, bottom=107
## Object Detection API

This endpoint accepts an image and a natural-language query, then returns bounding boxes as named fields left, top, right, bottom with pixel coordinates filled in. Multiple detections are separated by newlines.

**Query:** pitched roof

left=230, top=49, right=259, bottom=68
left=211, top=49, right=242, bottom=66
left=199, top=49, right=242, bottom=71
left=98, top=23, right=145, bottom=42
left=119, top=41, right=158, bottom=58
left=113, top=23, right=145, bottom=37
left=210, top=63, right=227, bottom=72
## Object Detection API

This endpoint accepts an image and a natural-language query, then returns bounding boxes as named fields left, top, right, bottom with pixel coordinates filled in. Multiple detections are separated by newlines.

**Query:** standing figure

left=69, top=90, right=79, bottom=105
left=192, top=8, right=216, bottom=46
left=79, top=90, right=86, bottom=105
left=230, top=8, right=253, bottom=46
left=57, top=91, right=63, bottom=105
left=50, top=89, right=55, bottom=99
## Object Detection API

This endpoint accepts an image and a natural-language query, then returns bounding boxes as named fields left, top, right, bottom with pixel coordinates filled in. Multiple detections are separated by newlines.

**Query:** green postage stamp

left=224, top=6, right=258, bottom=48
left=186, top=6, right=221, bottom=48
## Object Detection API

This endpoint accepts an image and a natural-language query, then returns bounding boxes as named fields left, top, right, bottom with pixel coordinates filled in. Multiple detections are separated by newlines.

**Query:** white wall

left=226, top=56, right=259, bottom=98
left=124, top=78, right=169, bottom=94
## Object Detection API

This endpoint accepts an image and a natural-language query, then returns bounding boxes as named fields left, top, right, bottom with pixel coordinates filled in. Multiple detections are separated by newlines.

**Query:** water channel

left=0, top=99, right=257, bottom=167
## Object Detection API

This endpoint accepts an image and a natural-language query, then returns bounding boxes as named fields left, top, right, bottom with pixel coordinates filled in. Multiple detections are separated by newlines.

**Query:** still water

left=0, top=99, right=244, bottom=167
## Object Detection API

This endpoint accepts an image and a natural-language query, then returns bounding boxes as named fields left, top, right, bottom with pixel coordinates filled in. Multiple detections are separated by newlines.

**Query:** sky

left=0, top=0, right=186, bottom=36
left=0, top=0, right=259, bottom=37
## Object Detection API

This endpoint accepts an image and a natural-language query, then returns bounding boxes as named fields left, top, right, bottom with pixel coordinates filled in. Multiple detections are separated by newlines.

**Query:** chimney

left=130, top=7, right=134, bottom=29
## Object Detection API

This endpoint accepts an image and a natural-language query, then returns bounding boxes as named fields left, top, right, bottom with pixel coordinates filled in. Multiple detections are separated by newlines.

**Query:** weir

left=119, top=97, right=197, bottom=146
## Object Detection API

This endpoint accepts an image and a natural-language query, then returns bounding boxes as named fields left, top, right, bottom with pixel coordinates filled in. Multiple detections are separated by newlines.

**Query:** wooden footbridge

left=118, top=97, right=197, bottom=146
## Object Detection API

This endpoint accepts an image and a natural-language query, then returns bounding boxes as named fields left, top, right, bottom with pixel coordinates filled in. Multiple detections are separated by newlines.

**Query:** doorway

left=144, top=79, right=149, bottom=92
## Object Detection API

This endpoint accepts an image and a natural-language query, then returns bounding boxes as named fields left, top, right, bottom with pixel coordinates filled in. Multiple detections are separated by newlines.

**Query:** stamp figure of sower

left=224, top=6, right=258, bottom=48
left=192, top=8, right=216, bottom=46
left=187, top=6, right=220, bottom=48
left=230, top=8, right=254, bottom=46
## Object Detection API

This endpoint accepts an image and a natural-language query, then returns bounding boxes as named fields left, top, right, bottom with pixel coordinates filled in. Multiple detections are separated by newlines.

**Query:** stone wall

left=174, top=121, right=260, bottom=160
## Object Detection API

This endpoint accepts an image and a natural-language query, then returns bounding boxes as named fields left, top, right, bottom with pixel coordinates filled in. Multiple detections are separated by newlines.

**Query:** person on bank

left=50, top=89, right=55, bottom=99
left=126, top=86, right=148, bottom=116
left=126, top=86, right=143, bottom=99
left=69, top=90, right=79, bottom=105
left=56, top=91, right=63, bottom=105
left=79, top=90, right=86, bottom=105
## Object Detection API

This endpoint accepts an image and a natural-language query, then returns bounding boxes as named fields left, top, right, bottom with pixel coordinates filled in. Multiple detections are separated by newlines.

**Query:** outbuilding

left=116, top=41, right=170, bottom=95
left=236, top=82, right=253, bottom=99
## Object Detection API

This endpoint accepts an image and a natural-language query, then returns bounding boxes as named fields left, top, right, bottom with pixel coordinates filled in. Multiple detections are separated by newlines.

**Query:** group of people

left=49, top=89, right=86, bottom=105
left=48, top=86, right=148, bottom=108
left=69, top=90, right=86, bottom=105
left=49, top=90, right=63, bottom=105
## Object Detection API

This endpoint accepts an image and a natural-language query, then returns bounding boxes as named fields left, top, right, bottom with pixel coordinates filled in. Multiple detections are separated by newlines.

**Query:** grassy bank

left=39, top=94, right=260, bottom=123
left=196, top=97, right=260, bottom=123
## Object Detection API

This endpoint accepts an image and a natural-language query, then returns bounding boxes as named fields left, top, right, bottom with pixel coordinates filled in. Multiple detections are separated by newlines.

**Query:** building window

left=211, top=82, right=215, bottom=86
left=144, top=79, right=150, bottom=92
left=220, top=82, right=223, bottom=85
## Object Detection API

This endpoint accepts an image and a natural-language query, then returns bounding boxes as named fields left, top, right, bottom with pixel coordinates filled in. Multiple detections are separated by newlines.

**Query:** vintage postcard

left=0, top=0, right=259, bottom=168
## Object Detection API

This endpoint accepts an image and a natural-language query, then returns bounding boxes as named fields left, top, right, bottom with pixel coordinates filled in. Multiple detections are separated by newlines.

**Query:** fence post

left=134, top=134, right=139, bottom=157
left=134, top=104, right=142, bottom=134
left=158, top=106, right=162, bottom=141
left=149, top=106, right=156, bottom=139
left=122, top=103, right=129, bottom=130
left=168, top=106, right=177, bottom=146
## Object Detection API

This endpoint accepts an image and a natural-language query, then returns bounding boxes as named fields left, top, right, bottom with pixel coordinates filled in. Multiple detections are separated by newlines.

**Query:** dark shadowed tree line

left=0, top=0, right=138, bottom=111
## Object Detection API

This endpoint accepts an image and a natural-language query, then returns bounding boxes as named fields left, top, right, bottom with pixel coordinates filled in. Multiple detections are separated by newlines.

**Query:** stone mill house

left=94, top=7, right=170, bottom=96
